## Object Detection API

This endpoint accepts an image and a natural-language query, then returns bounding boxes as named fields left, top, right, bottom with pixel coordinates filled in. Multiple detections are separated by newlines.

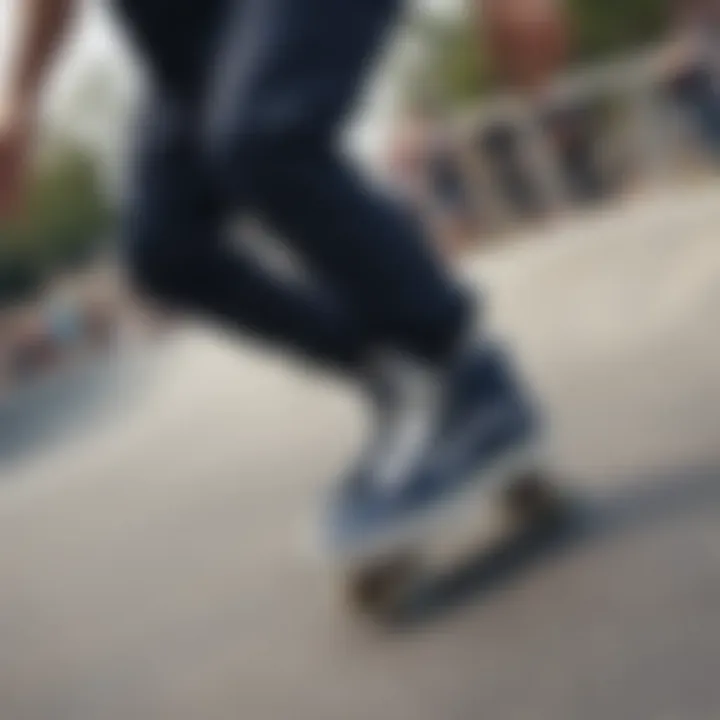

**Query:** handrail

left=447, top=45, right=705, bottom=229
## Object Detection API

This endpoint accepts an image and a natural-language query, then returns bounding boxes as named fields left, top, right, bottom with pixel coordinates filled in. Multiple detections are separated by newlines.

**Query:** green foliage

left=405, top=16, right=495, bottom=111
left=568, top=0, right=671, bottom=61
left=0, top=144, right=111, bottom=305
left=414, top=0, right=673, bottom=106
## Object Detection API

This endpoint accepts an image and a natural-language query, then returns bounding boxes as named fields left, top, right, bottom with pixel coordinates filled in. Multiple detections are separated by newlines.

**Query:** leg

left=123, top=96, right=368, bottom=370
left=202, top=0, right=473, bottom=363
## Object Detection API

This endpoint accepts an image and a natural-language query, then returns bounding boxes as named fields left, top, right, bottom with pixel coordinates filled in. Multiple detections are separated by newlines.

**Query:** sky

left=1, top=0, right=137, bottom=108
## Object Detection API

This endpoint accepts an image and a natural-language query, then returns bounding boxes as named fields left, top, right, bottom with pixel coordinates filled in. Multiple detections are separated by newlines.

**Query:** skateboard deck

left=329, top=465, right=569, bottom=621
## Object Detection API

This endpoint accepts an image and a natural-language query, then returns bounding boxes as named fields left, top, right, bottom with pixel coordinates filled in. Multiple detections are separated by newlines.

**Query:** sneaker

left=323, top=341, right=542, bottom=560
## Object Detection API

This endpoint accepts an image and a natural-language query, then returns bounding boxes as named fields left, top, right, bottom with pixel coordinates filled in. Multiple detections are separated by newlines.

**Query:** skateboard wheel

left=503, top=471, right=563, bottom=522
left=344, top=552, right=420, bottom=618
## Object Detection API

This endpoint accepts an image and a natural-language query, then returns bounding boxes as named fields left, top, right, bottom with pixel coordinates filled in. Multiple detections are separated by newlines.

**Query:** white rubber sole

left=320, top=436, right=546, bottom=571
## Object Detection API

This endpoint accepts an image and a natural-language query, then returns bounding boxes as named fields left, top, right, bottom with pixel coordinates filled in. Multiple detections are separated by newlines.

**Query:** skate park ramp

left=1, top=182, right=719, bottom=720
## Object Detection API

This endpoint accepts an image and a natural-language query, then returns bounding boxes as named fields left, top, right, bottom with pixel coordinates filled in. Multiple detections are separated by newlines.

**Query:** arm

left=0, top=0, right=78, bottom=215
left=6, top=0, right=77, bottom=107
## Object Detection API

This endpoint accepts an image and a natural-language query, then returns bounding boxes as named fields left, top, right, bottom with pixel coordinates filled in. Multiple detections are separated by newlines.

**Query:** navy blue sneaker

left=323, top=341, right=542, bottom=561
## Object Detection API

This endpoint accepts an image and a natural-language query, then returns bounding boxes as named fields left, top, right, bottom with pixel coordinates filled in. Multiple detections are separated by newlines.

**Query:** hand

left=0, top=101, right=37, bottom=218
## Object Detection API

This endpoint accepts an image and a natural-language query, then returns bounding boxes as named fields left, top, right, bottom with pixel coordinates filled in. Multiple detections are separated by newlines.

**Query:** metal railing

left=450, top=46, right=708, bottom=231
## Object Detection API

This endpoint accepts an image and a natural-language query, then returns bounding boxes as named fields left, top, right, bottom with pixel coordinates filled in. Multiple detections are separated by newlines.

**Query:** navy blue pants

left=115, top=0, right=471, bottom=370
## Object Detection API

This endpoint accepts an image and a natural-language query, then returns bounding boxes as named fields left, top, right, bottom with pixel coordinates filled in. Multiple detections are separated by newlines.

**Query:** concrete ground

left=1, top=183, right=719, bottom=720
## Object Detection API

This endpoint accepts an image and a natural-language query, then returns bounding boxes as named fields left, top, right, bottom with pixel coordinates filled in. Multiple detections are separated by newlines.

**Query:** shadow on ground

left=388, top=462, right=720, bottom=628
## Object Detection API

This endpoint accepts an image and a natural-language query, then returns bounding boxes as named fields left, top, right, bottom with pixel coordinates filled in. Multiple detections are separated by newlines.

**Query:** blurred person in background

left=478, top=0, right=571, bottom=217
left=0, top=0, right=541, bottom=552
left=665, top=0, right=720, bottom=157
left=386, top=102, right=479, bottom=257
left=481, top=0, right=608, bottom=207
left=482, top=0, right=571, bottom=94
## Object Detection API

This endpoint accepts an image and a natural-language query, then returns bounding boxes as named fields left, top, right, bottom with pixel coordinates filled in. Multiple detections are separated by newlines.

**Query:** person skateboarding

left=0, top=0, right=541, bottom=558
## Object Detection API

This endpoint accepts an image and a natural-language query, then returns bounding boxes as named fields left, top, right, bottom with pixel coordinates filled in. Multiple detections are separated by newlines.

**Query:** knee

left=203, top=110, right=322, bottom=201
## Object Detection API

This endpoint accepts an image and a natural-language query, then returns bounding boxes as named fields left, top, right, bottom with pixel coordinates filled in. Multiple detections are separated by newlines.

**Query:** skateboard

left=331, top=465, right=567, bottom=621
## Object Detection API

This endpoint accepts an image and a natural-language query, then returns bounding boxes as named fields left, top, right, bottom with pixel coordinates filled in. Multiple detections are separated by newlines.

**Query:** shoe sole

left=320, top=434, right=546, bottom=569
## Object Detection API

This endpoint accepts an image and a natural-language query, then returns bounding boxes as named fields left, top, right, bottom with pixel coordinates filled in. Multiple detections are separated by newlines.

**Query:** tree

left=404, top=14, right=495, bottom=110
left=568, top=0, right=670, bottom=62
left=0, top=142, right=111, bottom=305
left=408, top=0, right=672, bottom=107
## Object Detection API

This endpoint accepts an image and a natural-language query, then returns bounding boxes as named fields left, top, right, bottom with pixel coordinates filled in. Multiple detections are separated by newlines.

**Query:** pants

left=115, top=0, right=471, bottom=370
